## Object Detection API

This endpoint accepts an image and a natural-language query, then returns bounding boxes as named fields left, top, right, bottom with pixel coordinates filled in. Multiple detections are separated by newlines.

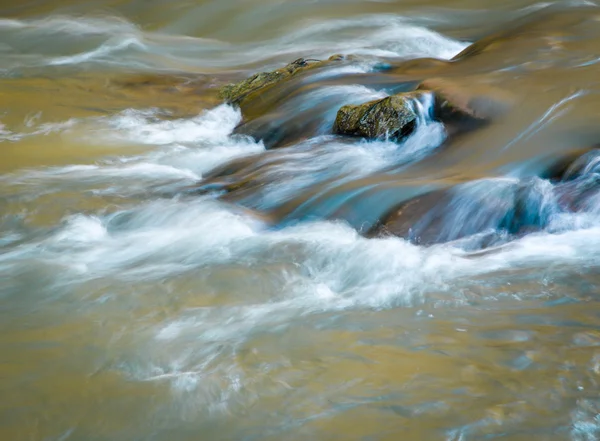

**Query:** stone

left=219, top=58, right=328, bottom=107
left=332, top=92, right=426, bottom=141
left=332, top=77, right=515, bottom=142
left=367, top=190, right=452, bottom=243
left=369, top=177, right=559, bottom=246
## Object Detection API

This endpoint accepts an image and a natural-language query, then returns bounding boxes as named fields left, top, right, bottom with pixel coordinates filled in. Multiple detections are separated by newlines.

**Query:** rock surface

left=219, top=56, right=346, bottom=108
left=332, top=92, right=426, bottom=141
left=417, top=78, right=515, bottom=127
left=367, top=190, right=452, bottom=243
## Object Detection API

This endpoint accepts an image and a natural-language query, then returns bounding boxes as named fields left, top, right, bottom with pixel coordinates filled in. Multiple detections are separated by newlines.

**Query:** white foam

left=272, top=14, right=469, bottom=61
left=72, top=204, right=599, bottom=403
left=5, top=193, right=600, bottom=299
left=400, top=92, right=446, bottom=157
left=3, top=105, right=263, bottom=194
left=96, top=104, right=245, bottom=146
left=52, top=215, right=107, bottom=245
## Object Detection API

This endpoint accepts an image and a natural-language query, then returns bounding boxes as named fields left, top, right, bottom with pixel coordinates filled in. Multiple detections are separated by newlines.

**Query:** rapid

left=2, top=0, right=600, bottom=440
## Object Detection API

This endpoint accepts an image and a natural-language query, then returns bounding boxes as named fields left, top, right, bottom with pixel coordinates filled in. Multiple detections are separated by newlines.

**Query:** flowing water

left=4, top=1, right=600, bottom=440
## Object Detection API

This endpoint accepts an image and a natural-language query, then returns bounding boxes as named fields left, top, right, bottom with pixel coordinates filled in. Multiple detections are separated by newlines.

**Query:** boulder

left=369, top=177, right=559, bottom=247
left=367, top=190, right=452, bottom=243
left=332, top=92, right=426, bottom=141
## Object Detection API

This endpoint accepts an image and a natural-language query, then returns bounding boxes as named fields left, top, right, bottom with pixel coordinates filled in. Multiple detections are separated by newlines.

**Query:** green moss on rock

left=219, top=58, right=322, bottom=106
left=333, top=92, right=425, bottom=141
left=218, top=55, right=359, bottom=109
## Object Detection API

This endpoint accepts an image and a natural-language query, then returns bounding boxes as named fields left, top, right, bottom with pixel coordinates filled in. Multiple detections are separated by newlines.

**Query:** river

left=2, top=1, right=600, bottom=440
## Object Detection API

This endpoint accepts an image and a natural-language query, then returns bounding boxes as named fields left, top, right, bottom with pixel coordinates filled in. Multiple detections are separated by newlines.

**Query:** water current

left=3, top=0, right=600, bottom=440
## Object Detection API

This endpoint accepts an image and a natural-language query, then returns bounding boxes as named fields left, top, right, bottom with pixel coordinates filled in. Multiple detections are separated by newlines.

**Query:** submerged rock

left=369, top=176, right=561, bottom=246
left=367, top=190, right=452, bottom=244
left=332, top=92, right=425, bottom=141
left=417, top=78, right=514, bottom=131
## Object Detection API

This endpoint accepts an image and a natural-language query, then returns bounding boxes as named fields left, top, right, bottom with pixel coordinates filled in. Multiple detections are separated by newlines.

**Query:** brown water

left=3, top=1, right=600, bottom=440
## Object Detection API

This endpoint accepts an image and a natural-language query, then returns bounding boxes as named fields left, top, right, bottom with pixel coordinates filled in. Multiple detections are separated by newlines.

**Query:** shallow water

left=3, top=1, right=600, bottom=440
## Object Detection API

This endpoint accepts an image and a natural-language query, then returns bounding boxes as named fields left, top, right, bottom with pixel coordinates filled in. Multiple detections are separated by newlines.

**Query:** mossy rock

left=332, top=92, right=426, bottom=141
left=219, top=55, right=349, bottom=108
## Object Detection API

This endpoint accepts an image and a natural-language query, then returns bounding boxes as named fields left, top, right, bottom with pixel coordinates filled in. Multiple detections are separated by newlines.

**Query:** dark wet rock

left=203, top=154, right=268, bottom=181
left=416, top=78, right=514, bottom=132
left=234, top=116, right=322, bottom=150
left=367, top=190, right=452, bottom=243
left=332, top=92, right=425, bottom=141
left=187, top=150, right=300, bottom=206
